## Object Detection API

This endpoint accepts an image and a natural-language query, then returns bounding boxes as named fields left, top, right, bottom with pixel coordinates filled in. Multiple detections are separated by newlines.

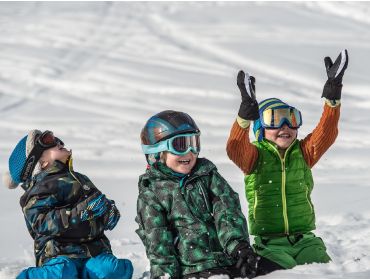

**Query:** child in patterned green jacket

left=136, top=110, right=281, bottom=279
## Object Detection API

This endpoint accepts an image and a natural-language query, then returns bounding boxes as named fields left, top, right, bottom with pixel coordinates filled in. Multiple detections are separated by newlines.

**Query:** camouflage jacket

left=20, top=160, right=112, bottom=266
left=136, top=158, right=249, bottom=278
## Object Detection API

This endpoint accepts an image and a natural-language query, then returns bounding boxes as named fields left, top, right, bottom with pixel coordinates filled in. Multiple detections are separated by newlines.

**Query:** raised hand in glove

left=233, top=242, right=261, bottom=279
left=322, top=49, right=349, bottom=101
left=104, top=200, right=121, bottom=231
left=237, top=70, right=259, bottom=120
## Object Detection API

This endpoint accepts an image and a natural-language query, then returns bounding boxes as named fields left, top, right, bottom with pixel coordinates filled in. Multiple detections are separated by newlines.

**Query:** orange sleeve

left=226, top=121, right=259, bottom=175
left=300, top=104, right=340, bottom=168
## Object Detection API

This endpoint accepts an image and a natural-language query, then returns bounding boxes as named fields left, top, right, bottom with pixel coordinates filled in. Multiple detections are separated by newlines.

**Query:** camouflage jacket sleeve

left=209, top=170, right=250, bottom=256
left=23, top=190, right=101, bottom=238
left=23, top=194, right=73, bottom=237
left=136, top=188, right=180, bottom=279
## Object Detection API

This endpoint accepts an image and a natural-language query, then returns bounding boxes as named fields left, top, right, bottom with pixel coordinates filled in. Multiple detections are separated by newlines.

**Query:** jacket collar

left=21, top=160, right=68, bottom=191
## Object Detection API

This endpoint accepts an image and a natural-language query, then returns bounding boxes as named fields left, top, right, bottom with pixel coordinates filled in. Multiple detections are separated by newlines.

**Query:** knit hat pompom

left=2, top=171, right=19, bottom=189
left=6, top=129, right=42, bottom=188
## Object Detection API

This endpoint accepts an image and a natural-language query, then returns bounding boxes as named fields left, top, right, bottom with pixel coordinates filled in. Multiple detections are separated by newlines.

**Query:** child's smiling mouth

left=278, top=133, right=291, bottom=139
left=178, top=159, right=191, bottom=165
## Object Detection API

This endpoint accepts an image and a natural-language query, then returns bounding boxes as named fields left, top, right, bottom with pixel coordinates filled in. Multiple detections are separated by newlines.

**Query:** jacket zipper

left=253, top=191, right=258, bottom=220
left=184, top=174, right=212, bottom=214
left=199, top=184, right=211, bottom=213
left=266, top=141, right=295, bottom=235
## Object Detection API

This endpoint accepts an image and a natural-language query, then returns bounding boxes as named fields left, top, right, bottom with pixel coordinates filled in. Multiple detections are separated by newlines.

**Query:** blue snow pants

left=16, top=253, right=133, bottom=279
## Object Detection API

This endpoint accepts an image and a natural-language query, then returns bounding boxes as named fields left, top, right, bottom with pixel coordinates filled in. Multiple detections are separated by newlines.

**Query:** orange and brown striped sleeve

left=226, top=121, right=259, bottom=175
left=300, top=103, right=340, bottom=168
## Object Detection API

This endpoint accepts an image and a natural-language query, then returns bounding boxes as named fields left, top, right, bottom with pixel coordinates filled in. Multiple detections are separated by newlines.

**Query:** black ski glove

left=322, top=49, right=349, bottom=101
left=237, top=70, right=259, bottom=120
left=233, top=242, right=261, bottom=279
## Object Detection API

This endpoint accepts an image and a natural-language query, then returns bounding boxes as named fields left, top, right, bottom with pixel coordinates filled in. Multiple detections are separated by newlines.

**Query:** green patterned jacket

left=136, top=158, right=249, bottom=278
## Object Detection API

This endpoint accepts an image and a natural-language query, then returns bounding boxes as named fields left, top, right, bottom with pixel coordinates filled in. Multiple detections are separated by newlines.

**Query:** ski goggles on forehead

left=142, top=133, right=201, bottom=156
left=261, top=107, right=302, bottom=129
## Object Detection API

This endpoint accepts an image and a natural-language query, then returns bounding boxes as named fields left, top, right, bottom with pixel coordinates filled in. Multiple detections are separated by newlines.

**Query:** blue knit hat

left=253, top=98, right=292, bottom=142
left=3, top=130, right=42, bottom=189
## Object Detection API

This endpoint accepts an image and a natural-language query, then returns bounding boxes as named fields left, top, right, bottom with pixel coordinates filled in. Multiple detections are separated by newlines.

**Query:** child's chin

left=277, top=139, right=293, bottom=149
left=176, top=165, right=193, bottom=174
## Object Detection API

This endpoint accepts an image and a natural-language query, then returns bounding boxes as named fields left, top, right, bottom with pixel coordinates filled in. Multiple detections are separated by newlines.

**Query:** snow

left=1, top=1, right=370, bottom=278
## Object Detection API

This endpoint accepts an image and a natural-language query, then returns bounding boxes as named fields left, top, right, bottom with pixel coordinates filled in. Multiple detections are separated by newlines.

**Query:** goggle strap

left=20, top=145, right=45, bottom=182
left=141, top=142, right=168, bottom=154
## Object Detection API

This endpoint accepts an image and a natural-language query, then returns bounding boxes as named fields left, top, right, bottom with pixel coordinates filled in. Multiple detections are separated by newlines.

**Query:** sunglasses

left=142, top=133, right=201, bottom=156
left=20, top=130, right=64, bottom=182
left=261, top=107, right=302, bottom=129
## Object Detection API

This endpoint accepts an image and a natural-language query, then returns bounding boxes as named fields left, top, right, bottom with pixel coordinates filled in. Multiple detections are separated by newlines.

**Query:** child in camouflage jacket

left=4, top=129, right=133, bottom=279
left=136, top=110, right=281, bottom=279
left=226, top=50, right=348, bottom=269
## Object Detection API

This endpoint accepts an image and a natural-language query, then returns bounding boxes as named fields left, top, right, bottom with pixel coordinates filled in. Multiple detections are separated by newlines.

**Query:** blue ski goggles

left=261, top=107, right=302, bottom=129
left=141, top=133, right=201, bottom=156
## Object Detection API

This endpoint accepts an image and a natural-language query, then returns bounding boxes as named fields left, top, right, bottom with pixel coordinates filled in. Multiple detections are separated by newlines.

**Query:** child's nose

left=281, top=124, right=289, bottom=130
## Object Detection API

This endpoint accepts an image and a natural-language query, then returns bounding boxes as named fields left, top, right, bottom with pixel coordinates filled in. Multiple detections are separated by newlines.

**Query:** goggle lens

left=171, top=134, right=200, bottom=154
left=36, top=130, right=63, bottom=148
left=40, top=131, right=56, bottom=146
left=261, top=107, right=302, bottom=129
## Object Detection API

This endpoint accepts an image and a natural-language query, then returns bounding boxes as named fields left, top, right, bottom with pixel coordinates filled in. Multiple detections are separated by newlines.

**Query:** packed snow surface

left=1, top=2, right=370, bottom=278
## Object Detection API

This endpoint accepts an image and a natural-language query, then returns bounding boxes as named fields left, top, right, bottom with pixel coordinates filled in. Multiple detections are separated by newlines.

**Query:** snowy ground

left=1, top=2, right=370, bottom=278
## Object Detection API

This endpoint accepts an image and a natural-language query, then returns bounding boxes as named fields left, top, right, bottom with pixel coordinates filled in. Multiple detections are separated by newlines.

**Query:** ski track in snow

left=1, top=2, right=370, bottom=278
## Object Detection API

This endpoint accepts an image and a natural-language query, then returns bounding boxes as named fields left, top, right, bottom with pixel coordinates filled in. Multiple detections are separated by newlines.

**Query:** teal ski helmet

left=140, top=110, right=200, bottom=164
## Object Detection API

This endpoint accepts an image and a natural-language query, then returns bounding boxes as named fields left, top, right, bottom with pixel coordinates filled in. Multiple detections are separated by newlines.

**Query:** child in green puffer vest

left=136, top=110, right=282, bottom=279
left=227, top=50, right=348, bottom=269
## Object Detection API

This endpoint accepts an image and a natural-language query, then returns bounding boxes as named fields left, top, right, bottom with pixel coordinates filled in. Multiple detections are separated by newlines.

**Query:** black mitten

left=322, top=49, right=348, bottom=100
left=233, top=242, right=260, bottom=278
left=237, top=70, right=259, bottom=120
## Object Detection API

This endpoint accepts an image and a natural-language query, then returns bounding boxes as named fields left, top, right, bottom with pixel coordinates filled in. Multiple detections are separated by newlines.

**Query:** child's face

left=40, top=142, right=71, bottom=169
left=264, top=124, right=298, bottom=150
left=164, top=151, right=197, bottom=174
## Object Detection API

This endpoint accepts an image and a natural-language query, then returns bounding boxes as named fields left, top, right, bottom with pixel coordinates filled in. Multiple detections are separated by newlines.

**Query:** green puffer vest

left=245, top=139, right=315, bottom=236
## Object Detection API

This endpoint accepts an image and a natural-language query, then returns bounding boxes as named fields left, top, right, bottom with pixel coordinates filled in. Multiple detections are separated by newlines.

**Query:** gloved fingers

left=240, top=264, right=248, bottom=278
left=93, top=203, right=108, bottom=217
left=324, top=56, right=333, bottom=73
left=236, top=257, right=244, bottom=269
left=241, top=264, right=258, bottom=279
left=91, top=195, right=108, bottom=212
left=87, top=194, right=104, bottom=210
left=106, top=210, right=120, bottom=230
left=237, top=70, right=253, bottom=101
left=248, top=75, right=256, bottom=101
left=326, top=49, right=348, bottom=80
left=237, top=70, right=246, bottom=87
left=107, top=214, right=120, bottom=230
left=334, top=49, right=348, bottom=78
